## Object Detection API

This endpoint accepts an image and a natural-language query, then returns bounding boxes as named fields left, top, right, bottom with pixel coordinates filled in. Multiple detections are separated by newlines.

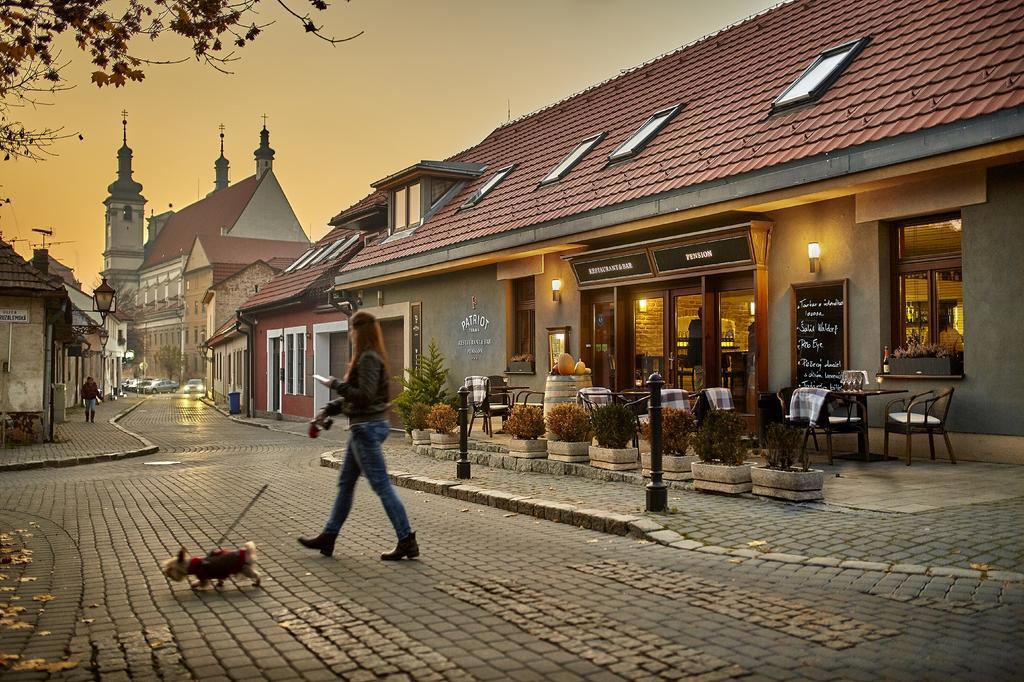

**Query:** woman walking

left=299, top=310, right=419, bottom=561
left=81, top=376, right=102, bottom=423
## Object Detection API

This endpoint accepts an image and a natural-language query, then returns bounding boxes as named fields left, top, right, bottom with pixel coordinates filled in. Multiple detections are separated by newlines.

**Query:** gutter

left=334, top=106, right=1024, bottom=287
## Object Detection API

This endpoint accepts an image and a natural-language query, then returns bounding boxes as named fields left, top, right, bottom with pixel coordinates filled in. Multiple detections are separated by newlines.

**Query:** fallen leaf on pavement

left=0, top=574, right=7, bottom=580
left=970, top=563, right=990, bottom=571
left=38, top=630, right=50, bottom=636
left=503, top=513, right=516, bottom=517
left=3, top=607, right=26, bottom=615
left=81, top=618, right=94, bottom=624
left=17, top=578, right=36, bottom=583
left=729, top=558, right=744, bottom=564
left=88, top=603, right=99, bottom=608
left=0, top=653, right=19, bottom=665
left=459, top=508, right=469, bottom=512
left=747, top=540, right=768, bottom=547
left=11, top=658, right=46, bottom=671
left=5, top=621, right=32, bottom=630
left=0, top=588, right=12, bottom=593
left=45, top=660, right=79, bottom=673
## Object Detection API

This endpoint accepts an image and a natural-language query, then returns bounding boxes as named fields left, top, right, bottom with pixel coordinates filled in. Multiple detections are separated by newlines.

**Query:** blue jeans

left=324, top=420, right=412, bottom=540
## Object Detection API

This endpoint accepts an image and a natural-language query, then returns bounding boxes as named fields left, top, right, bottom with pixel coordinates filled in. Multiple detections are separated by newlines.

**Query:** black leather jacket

left=322, top=351, right=390, bottom=425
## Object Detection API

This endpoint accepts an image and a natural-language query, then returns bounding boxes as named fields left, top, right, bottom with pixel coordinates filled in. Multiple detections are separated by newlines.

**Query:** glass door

left=633, top=295, right=665, bottom=387
left=718, top=290, right=756, bottom=413
left=671, top=293, right=703, bottom=391
left=591, top=302, right=615, bottom=389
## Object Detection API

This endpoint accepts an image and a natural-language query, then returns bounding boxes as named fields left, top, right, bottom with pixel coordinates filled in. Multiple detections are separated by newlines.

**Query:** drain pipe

left=43, top=299, right=67, bottom=442
left=236, top=309, right=256, bottom=418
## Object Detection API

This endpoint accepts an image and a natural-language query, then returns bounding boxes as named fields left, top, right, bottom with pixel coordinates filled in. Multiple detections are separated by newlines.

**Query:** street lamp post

left=92, top=278, right=117, bottom=401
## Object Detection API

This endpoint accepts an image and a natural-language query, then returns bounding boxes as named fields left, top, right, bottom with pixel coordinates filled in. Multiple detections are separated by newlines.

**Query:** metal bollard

left=457, top=386, right=471, bottom=479
left=645, top=373, right=667, bottom=512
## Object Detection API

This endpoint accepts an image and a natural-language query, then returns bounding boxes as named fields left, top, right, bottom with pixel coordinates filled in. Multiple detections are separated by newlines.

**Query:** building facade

left=329, top=0, right=1024, bottom=462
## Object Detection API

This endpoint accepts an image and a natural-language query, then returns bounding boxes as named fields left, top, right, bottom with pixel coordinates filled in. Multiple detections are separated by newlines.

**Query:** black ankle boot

left=381, top=532, right=419, bottom=561
left=298, top=532, right=338, bottom=557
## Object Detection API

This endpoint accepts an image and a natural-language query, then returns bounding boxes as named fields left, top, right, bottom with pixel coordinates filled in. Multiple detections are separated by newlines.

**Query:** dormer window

left=772, top=38, right=870, bottom=112
left=393, top=182, right=422, bottom=233
left=462, top=165, right=515, bottom=209
left=541, top=133, right=605, bottom=185
left=609, top=104, right=682, bottom=162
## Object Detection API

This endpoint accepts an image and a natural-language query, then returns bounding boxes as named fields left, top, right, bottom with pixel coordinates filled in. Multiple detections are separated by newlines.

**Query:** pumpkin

left=574, top=361, right=587, bottom=375
left=556, top=352, right=576, bottom=376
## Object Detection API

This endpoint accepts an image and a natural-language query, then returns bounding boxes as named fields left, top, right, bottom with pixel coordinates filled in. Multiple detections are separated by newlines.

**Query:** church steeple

left=106, top=112, right=144, bottom=203
left=214, top=124, right=230, bottom=192
left=254, top=116, right=275, bottom=178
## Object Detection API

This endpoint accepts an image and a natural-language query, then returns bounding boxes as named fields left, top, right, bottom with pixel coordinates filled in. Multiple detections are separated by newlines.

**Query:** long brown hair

left=345, top=310, right=388, bottom=381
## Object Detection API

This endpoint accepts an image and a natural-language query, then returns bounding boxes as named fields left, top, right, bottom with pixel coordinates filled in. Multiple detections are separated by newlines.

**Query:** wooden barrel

left=543, top=374, right=593, bottom=416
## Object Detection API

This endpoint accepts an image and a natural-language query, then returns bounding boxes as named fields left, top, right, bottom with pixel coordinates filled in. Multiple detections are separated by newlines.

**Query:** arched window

left=123, top=205, right=133, bottom=221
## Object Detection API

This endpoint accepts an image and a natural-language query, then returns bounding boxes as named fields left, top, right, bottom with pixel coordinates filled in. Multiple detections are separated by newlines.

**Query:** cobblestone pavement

left=0, top=395, right=1020, bottom=680
left=0, top=397, right=150, bottom=469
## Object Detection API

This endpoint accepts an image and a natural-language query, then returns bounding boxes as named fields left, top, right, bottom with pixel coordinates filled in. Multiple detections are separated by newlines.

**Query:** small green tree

left=154, top=345, right=185, bottom=382
left=393, top=340, right=452, bottom=431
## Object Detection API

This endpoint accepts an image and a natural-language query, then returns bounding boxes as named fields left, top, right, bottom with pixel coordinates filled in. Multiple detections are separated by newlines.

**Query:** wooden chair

left=883, top=388, right=956, bottom=465
left=822, top=394, right=869, bottom=464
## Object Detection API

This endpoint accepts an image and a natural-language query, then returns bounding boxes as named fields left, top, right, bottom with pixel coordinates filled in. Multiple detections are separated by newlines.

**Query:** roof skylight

left=773, top=38, right=870, bottom=111
left=541, top=133, right=606, bottom=185
left=461, top=164, right=516, bottom=209
left=608, top=104, right=682, bottom=162
left=284, top=247, right=319, bottom=273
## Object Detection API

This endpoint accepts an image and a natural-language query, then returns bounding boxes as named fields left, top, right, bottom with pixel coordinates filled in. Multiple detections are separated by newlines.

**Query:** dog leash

left=212, top=484, right=269, bottom=551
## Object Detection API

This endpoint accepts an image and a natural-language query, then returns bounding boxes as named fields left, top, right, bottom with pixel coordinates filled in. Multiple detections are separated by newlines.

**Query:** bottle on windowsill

left=882, top=345, right=891, bottom=374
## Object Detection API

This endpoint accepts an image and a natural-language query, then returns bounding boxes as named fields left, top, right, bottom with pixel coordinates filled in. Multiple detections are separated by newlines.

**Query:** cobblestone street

left=0, top=395, right=1021, bottom=680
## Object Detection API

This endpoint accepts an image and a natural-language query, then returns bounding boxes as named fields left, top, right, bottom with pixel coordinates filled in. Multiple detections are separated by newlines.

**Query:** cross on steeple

left=261, top=114, right=268, bottom=129
left=121, top=110, right=128, bottom=143
left=218, top=123, right=225, bottom=154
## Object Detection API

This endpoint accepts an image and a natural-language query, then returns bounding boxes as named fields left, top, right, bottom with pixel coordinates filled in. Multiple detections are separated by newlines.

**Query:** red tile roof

left=240, top=228, right=362, bottom=311
left=0, top=242, right=66, bottom=293
left=328, top=190, right=387, bottom=227
left=339, top=0, right=1024, bottom=275
left=192, top=234, right=309, bottom=286
left=143, top=175, right=262, bottom=268
left=206, top=317, right=240, bottom=347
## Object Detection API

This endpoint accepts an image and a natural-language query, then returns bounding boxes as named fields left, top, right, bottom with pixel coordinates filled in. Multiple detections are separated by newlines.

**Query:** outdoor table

left=829, top=388, right=908, bottom=461
left=493, top=385, right=532, bottom=405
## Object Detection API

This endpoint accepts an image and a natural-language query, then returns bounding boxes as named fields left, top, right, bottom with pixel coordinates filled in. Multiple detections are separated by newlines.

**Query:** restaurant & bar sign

left=571, top=251, right=652, bottom=285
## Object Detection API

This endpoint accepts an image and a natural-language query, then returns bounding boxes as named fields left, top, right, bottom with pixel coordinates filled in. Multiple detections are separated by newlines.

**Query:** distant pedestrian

left=298, top=310, right=418, bottom=561
left=81, top=376, right=102, bottom=423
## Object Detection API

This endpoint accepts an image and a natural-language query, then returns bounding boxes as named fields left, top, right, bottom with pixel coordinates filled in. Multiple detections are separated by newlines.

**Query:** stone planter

left=547, top=440, right=590, bottom=463
left=411, top=429, right=432, bottom=446
left=589, top=445, right=639, bottom=471
left=641, top=453, right=698, bottom=481
left=508, top=438, right=548, bottom=459
left=691, top=462, right=753, bottom=494
left=889, top=356, right=962, bottom=376
left=751, top=466, right=824, bottom=501
left=429, top=432, right=459, bottom=450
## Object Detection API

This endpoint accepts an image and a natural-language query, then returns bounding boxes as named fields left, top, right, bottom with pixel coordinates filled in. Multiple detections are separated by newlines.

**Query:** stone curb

left=320, top=450, right=1024, bottom=583
left=200, top=398, right=311, bottom=437
left=0, top=398, right=159, bottom=472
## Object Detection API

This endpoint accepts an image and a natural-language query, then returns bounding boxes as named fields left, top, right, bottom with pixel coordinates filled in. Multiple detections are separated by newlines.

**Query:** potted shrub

left=691, top=411, right=753, bottom=494
left=507, top=353, right=535, bottom=374
left=589, top=403, right=639, bottom=471
left=426, top=404, right=459, bottom=450
left=640, top=408, right=697, bottom=480
left=505, top=405, right=547, bottom=458
left=545, top=403, right=591, bottom=463
left=409, top=402, right=432, bottom=446
left=890, top=342, right=962, bottom=376
left=751, top=423, right=824, bottom=501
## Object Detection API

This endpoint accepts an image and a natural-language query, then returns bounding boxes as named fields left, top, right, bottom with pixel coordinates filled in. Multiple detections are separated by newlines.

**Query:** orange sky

left=1, top=0, right=776, bottom=289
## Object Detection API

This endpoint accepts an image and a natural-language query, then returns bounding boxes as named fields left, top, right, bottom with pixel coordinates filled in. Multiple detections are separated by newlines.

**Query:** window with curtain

left=513, top=277, right=535, bottom=365
left=894, top=215, right=964, bottom=356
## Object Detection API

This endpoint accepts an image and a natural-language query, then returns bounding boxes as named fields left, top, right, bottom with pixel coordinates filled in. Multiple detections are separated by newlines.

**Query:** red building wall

left=250, top=305, right=345, bottom=419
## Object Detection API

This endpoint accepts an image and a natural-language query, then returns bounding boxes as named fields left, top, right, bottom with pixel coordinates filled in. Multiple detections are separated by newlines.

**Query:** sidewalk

left=0, top=397, right=157, bottom=471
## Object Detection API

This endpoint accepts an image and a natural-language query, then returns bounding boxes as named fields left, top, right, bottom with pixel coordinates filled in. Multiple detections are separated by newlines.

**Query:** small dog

left=161, top=541, right=261, bottom=589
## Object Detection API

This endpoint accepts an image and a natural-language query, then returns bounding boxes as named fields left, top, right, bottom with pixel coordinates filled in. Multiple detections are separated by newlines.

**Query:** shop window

left=893, top=215, right=964, bottom=355
left=512, top=277, right=535, bottom=367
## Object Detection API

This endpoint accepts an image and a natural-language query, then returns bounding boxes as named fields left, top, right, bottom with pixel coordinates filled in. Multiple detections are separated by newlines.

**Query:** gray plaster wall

left=766, top=163, right=1024, bottom=438
left=374, top=265, right=508, bottom=394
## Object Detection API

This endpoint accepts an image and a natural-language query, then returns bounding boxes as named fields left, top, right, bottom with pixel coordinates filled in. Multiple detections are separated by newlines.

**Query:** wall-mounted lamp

left=638, top=298, right=648, bottom=313
left=749, top=301, right=756, bottom=316
left=551, top=278, right=562, bottom=302
left=808, top=242, right=821, bottom=273
left=377, top=290, right=384, bottom=307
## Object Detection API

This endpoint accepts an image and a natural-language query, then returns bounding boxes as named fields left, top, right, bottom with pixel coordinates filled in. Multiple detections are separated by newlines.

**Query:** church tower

left=254, top=120, right=275, bottom=178
left=102, top=113, right=146, bottom=294
left=214, top=125, right=230, bottom=192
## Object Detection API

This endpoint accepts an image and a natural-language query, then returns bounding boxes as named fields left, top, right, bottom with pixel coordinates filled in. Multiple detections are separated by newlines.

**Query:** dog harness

left=187, top=548, right=248, bottom=581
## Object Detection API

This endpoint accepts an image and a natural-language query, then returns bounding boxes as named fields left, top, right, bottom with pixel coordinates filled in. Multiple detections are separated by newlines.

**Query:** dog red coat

left=187, top=548, right=248, bottom=581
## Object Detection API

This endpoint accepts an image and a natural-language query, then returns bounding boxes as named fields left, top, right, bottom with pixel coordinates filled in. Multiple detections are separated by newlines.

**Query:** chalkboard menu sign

left=791, top=280, right=847, bottom=390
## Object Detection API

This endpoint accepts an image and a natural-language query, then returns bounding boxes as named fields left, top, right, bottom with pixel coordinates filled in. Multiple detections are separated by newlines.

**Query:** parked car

left=136, top=379, right=155, bottom=394
left=151, top=379, right=179, bottom=394
left=122, top=378, right=138, bottom=391
left=182, top=379, right=206, bottom=397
